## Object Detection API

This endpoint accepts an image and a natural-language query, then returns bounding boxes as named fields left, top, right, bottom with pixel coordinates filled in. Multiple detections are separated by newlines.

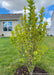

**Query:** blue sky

left=0, top=7, right=10, bottom=14
left=0, top=4, right=54, bottom=19
left=44, top=5, right=54, bottom=19
left=0, top=0, right=54, bottom=27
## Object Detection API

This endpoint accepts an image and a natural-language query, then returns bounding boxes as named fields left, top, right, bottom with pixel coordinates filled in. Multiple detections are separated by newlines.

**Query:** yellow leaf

left=34, top=51, right=37, bottom=55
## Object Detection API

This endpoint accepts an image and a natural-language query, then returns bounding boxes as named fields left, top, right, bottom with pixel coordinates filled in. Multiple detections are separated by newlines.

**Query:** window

left=3, top=21, right=12, bottom=31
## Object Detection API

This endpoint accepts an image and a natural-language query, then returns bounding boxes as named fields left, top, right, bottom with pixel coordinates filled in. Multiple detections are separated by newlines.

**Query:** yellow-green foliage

left=10, top=0, right=48, bottom=72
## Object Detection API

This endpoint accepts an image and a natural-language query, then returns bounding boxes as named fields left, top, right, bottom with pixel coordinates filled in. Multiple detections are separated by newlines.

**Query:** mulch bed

left=14, top=66, right=30, bottom=75
left=33, top=67, right=48, bottom=75
left=14, top=66, right=48, bottom=75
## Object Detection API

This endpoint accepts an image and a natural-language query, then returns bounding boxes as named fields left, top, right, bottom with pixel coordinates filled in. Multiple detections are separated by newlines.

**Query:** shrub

left=10, top=0, right=48, bottom=73
left=2, top=34, right=4, bottom=37
left=50, top=35, right=53, bottom=36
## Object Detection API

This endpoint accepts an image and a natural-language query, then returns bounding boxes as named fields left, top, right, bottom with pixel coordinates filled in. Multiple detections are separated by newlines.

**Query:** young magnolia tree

left=10, top=0, right=48, bottom=73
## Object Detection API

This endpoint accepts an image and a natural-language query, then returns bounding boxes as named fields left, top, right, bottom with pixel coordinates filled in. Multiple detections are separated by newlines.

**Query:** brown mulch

left=14, top=66, right=48, bottom=75
left=33, top=67, right=48, bottom=75
left=14, top=66, right=30, bottom=75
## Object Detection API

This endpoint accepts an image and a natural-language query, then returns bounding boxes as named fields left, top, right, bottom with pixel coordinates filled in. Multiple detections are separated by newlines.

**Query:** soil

left=14, top=66, right=30, bottom=75
left=14, top=66, right=48, bottom=75
left=33, top=67, right=48, bottom=75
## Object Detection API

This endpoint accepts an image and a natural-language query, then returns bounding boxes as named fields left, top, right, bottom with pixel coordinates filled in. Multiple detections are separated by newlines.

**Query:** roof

left=0, top=14, right=23, bottom=21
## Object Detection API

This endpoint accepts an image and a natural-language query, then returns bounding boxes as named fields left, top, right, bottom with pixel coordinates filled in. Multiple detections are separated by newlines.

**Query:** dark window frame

left=3, top=21, right=12, bottom=31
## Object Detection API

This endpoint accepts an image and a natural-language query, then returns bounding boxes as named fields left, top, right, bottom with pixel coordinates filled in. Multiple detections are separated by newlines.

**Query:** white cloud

left=0, top=0, right=27, bottom=11
left=44, top=17, right=51, bottom=28
left=10, top=9, right=29, bottom=15
left=10, top=10, right=23, bottom=14
left=35, top=0, right=54, bottom=9
left=0, top=0, right=54, bottom=11
left=0, top=0, right=53, bottom=27
left=0, top=0, right=53, bottom=18
left=2, top=1, right=10, bottom=8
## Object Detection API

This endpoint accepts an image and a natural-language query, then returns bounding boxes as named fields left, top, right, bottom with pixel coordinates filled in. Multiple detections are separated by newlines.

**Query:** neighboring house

left=0, top=11, right=54, bottom=37
left=50, top=11, right=54, bottom=36
left=47, top=28, right=51, bottom=35
left=47, top=11, right=54, bottom=36
left=0, top=14, right=22, bottom=37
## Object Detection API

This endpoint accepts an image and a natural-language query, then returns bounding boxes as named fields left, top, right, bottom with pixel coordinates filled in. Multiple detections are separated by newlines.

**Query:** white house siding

left=50, top=11, right=54, bottom=36
left=47, top=28, right=51, bottom=35
left=0, top=21, right=18, bottom=37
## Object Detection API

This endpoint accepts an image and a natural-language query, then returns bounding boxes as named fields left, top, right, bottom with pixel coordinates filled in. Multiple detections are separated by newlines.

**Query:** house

left=0, top=14, right=22, bottom=37
left=46, top=11, right=54, bottom=36
left=47, top=28, right=51, bottom=35
left=50, top=11, right=54, bottom=36
left=0, top=12, right=54, bottom=37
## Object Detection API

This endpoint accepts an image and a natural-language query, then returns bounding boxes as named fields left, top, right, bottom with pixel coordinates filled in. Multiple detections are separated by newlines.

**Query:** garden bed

left=14, top=66, right=48, bottom=75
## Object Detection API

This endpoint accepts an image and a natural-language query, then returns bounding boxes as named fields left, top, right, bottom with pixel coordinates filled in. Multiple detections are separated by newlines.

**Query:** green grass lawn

left=39, top=36, right=54, bottom=74
left=0, top=37, right=54, bottom=75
